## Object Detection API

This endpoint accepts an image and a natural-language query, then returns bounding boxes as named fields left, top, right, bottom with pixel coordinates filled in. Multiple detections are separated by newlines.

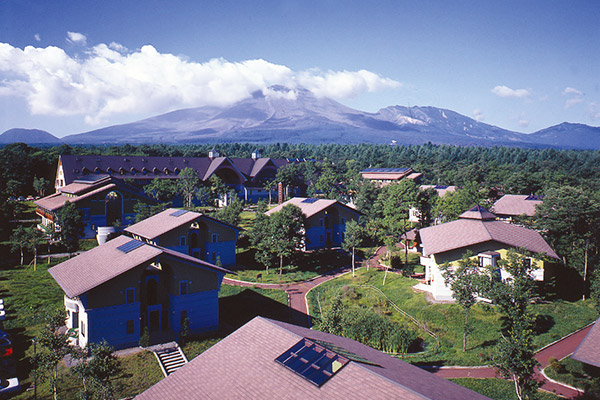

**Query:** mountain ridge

left=4, top=88, right=599, bottom=149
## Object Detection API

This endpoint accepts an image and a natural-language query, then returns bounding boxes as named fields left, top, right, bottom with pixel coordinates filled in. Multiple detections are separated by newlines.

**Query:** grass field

left=450, top=378, right=560, bottom=400
left=544, top=356, right=600, bottom=393
left=1, top=257, right=289, bottom=399
left=229, top=247, right=359, bottom=284
left=307, top=268, right=598, bottom=366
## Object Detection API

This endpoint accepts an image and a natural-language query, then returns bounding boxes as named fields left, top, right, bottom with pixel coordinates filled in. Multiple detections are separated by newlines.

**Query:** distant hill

left=524, top=123, right=600, bottom=150
left=0, top=128, right=63, bottom=145
left=9, top=86, right=599, bottom=149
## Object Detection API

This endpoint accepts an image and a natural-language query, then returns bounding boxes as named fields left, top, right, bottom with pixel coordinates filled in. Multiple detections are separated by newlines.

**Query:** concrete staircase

left=149, top=342, right=188, bottom=376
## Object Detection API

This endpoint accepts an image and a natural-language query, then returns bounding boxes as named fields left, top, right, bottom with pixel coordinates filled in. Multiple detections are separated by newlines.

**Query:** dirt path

left=223, top=246, right=593, bottom=398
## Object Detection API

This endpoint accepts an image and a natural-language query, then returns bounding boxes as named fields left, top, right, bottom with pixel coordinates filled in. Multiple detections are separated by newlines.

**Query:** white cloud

left=66, top=32, right=87, bottom=45
left=0, top=40, right=401, bottom=125
left=491, top=85, right=531, bottom=98
left=562, top=86, right=585, bottom=109
left=34, top=34, right=41, bottom=42
left=589, top=103, right=600, bottom=120
left=472, top=109, right=484, bottom=122
left=562, top=87, right=583, bottom=97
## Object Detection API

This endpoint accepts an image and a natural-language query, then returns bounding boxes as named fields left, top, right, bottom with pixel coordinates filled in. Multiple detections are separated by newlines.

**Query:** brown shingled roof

left=49, top=236, right=161, bottom=298
left=35, top=182, right=117, bottom=212
left=572, top=318, right=600, bottom=368
left=491, top=194, right=543, bottom=217
left=125, top=208, right=242, bottom=240
left=419, top=207, right=559, bottom=259
left=266, top=197, right=360, bottom=219
left=125, top=208, right=202, bottom=240
left=136, top=317, right=489, bottom=400
left=49, top=235, right=234, bottom=298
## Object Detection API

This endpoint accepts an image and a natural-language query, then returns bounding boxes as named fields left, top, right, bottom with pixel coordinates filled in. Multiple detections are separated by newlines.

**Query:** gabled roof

left=35, top=177, right=152, bottom=213
left=136, top=316, right=489, bottom=400
left=49, top=235, right=233, bottom=298
left=265, top=197, right=360, bottom=219
left=59, top=155, right=292, bottom=186
left=49, top=236, right=162, bottom=298
left=419, top=206, right=559, bottom=259
left=125, top=208, right=203, bottom=240
left=35, top=182, right=117, bottom=212
left=420, top=185, right=457, bottom=197
left=201, top=157, right=247, bottom=182
left=459, top=205, right=497, bottom=221
left=572, top=318, right=600, bottom=368
left=491, top=194, right=543, bottom=217
left=125, top=208, right=242, bottom=240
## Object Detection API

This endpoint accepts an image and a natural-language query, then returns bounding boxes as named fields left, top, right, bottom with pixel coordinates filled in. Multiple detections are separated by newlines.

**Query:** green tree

left=209, top=175, right=228, bottom=206
left=31, top=310, right=72, bottom=400
left=484, top=251, right=540, bottom=400
left=441, top=255, right=481, bottom=352
left=250, top=201, right=275, bottom=273
left=213, top=193, right=243, bottom=225
left=415, top=186, right=439, bottom=228
left=9, top=225, right=28, bottom=265
left=72, top=340, right=123, bottom=400
left=144, top=177, right=178, bottom=203
left=319, top=294, right=345, bottom=336
left=55, top=201, right=84, bottom=253
left=178, top=168, right=200, bottom=208
left=434, top=182, right=485, bottom=223
left=535, top=186, right=600, bottom=299
left=342, top=220, right=363, bottom=277
left=33, top=176, right=51, bottom=197
left=269, top=204, right=305, bottom=275
left=25, top=227, right=47, bottom=270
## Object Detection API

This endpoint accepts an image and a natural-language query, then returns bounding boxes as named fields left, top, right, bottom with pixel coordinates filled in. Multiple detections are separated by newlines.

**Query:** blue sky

left=0, top=0, right=598, bottom=137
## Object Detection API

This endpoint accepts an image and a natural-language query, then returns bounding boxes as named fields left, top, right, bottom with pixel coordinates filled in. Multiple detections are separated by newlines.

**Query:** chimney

left=252, top=149, right=261, bottom=160
left=278, top=182, right=283, bottom=204
left=209, top=148, right=219, bottom=159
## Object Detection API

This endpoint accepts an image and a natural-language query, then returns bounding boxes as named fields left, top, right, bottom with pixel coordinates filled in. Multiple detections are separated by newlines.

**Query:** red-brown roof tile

left=136, top=317, right=489, bottom=400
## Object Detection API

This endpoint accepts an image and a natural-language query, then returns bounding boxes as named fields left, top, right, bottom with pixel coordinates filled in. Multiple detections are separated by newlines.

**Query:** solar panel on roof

left=525, top=195, right=543, bottom=201
left=170, top=209, right=188, bottom=217
left=301, top=198, right=319, bottom=204
left=434, top=185, right=449, bottom=189
left=116, top=240, right=144, bottom=253
left=361, top=168, right=410, bottom=173
left=275, top=338, right=349, bottom=387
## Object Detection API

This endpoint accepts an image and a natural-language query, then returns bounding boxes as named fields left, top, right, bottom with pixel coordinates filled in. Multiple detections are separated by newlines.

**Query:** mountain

left=0, top=128, right=63, bottom=145
left=524, top=123, right=600, bottom=150
left=56, top=87, right=600, bottom=148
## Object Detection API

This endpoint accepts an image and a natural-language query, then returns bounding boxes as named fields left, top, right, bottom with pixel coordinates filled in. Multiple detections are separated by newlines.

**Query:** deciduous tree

left=342, top=220, right=363, bottom=277
left=55, top=201, right=84, bottom=253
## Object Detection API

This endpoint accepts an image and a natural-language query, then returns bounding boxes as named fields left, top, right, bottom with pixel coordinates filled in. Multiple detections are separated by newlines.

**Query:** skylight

left=275, top=338, right=349, bottom=387
left=170, top=209, right=188, bottom=217
left=116, top=240, right=144, bottom=253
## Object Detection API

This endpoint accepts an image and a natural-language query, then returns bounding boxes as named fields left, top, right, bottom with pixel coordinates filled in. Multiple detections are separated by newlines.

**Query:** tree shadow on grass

left=533, top=314, right=555, bottom=335
left=219, top=289, right=309, bottom=333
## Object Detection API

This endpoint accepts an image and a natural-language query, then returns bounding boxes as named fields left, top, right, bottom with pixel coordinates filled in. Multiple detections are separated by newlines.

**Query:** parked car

left=0, top=332, right=12, bottom=358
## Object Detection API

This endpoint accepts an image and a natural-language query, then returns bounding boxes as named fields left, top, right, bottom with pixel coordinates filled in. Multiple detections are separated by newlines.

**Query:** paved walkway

left=223, top=246, right=593, bottom=398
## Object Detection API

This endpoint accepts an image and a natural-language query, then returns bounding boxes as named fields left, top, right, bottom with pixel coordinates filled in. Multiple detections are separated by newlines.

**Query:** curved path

left=223, top=246, right=593, bottom=398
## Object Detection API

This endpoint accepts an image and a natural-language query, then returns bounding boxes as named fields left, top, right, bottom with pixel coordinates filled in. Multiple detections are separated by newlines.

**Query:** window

left=126, top=320, right=134, bottom=334
left=80, top=321, right=86, bottom=337
left=211, top=233, right=218, bottom=243
left=319, top=218, right=324, bottom=227
left=180, top=281, right=189, bottom=296
left=180, top=236, right=187, bottom=246
left=212, top=252, right=217, bottom=261
left=341, top=232, right=345, bottom=241
left=341, top=217, right=346, bottom=224
left=126, top=288, right=135, bottom=304
left=180, top=310, right=187, bottom=326
left=320, top=235, right=324, bottom=243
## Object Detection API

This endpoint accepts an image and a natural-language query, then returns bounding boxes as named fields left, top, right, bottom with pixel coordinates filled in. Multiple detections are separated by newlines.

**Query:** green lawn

left=450, top=378, right=560, bottom=400
left=0, top=258, right=289, bottom=399
left=229, top=248, right=354, bottom=284
left=307, top=268, right=598, bottom=366
left=544, top=356, right=600, bottom=393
